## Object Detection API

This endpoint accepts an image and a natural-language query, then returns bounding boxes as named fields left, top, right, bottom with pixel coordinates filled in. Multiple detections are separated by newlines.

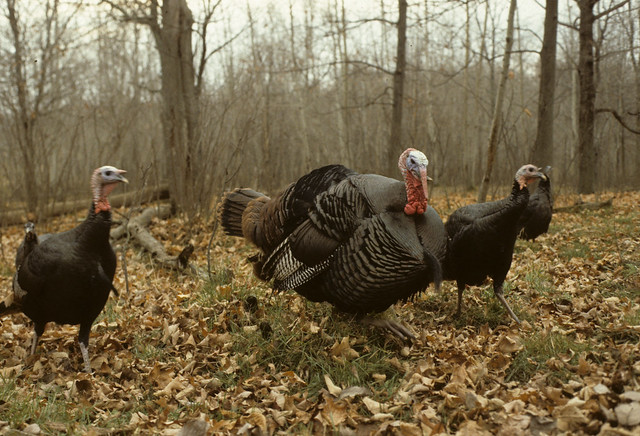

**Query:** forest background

left=2, top=0, right=639, bottom=222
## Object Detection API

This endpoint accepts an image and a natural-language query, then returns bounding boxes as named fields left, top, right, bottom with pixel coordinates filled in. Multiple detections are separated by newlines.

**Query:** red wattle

left=404, top=203, right=417, bottom=215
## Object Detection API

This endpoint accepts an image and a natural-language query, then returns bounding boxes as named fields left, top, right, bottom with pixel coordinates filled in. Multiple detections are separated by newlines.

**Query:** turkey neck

left=77, top=204, right=112, bottom=247
left=507, top=178, right=531, bottom=213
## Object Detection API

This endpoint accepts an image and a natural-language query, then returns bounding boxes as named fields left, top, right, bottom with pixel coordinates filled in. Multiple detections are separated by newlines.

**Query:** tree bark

left=387, top=0, right=408, bottom=176
left=103, top=0, right=204, bottom=212
left=576, top=0, right=598, bottom=194
left=530, top=0, right=558, bottom=167
left=152, top=0, right=200, bottom=207
left=477, top=0, right=517, bottom=203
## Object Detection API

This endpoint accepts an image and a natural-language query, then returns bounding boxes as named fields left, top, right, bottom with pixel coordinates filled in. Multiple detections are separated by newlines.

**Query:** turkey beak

left=116, top=169, right=129, bottom=184
left=420, top=167, right=429, bottom=203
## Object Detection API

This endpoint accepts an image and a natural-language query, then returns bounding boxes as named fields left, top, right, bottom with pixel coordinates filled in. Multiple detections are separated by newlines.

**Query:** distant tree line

left=1, top=0, right=639, bottom=221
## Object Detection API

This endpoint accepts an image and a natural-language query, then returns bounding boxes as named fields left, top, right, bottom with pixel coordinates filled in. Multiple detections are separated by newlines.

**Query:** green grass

left=131, top=330, right=165, bottom=361
left=524, top=269, right=554, bottom=297
left=0, top=377, right=93, bottom=433
left=200, top=281, right=408, bottom=403
left=559, top=240, right=590, bottom=260
left=506, top=331, right=591, bottom=384
left=623, top=306, right=640, bottom=326
left=95, top=299, right=120, bottom=325
left=235, top=311, right=404, bottom=399
left=0, top=262, right=13, bottom=278
left=197, top=264, right=249, bottom=307
left=453, top=283, right=521, bottom=329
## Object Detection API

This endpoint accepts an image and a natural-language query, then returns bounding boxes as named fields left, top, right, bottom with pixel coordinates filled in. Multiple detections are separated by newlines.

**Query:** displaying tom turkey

left=518, top=166, right=552, bottom=241
left=2, top=166, right=128, bottom=373
left=220, top=148, right=446, bottom=340
left=443, top=164, right=545, bottom=324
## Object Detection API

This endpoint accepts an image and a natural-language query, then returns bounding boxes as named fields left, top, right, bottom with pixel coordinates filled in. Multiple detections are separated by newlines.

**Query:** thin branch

left=596, top=108, right=640, bottom=135
left=335, top=59, right=394, bottom=75
left=594, top=0, right=631, bottom=20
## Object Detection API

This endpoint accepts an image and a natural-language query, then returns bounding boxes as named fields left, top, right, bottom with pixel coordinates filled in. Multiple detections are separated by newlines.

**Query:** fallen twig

left=554, top=197, right=613, bottom=213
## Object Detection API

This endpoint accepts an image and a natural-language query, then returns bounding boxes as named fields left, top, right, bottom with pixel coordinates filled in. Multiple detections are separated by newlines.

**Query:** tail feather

left=0, top=294, right=21, bottom=317
left=219, top=188, right=266, bottom=237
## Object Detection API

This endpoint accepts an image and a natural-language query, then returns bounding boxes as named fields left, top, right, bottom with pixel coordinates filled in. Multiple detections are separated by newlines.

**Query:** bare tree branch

left=596, top=108, right=640, bottom=135
left=594, top=0, right=631, bottom=21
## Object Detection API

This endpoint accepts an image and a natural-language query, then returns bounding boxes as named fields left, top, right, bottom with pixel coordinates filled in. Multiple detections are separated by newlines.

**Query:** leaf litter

left=0, top=191, right=637, bottom=434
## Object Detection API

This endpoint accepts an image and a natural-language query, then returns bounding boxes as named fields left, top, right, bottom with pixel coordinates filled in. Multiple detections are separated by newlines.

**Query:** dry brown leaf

left=329, top=336, right=360, bottom=361
left=456, top=420, right=493, bottom=436
left=316, top=396, right=347, bottom=427
left=614, top=402, right=640, bottom=427
left=324, top=374, right=342, bottom=397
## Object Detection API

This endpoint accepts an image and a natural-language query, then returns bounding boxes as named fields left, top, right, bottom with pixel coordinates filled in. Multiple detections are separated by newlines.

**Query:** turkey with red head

left=443, top=164, right=545, bottom=323
left=220, top=148, right=446, bottom=340
left=2, top=166, right=128, bottom=373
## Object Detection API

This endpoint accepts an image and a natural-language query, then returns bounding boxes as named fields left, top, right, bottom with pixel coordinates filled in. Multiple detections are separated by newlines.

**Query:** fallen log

left=112, top=204, right=205, bottom=277
left=110, top=204, right=173, bottom=241
left=1, top=184, right=170, bottom=226
left=554, top=197, right=613, bottom=213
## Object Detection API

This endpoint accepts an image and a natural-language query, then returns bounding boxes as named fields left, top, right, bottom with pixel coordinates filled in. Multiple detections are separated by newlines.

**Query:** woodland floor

left=0, top=190, right=638, bottom=435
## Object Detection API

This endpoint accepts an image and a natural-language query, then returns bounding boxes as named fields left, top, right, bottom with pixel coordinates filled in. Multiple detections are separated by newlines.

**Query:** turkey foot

left=360, top=315, right=416, bottom=342
left=494, top=286, right=521, bottom=324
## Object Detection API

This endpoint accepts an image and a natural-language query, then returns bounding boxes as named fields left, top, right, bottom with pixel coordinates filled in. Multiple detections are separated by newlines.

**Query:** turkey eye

left=105, top=171, right=112, bottom=176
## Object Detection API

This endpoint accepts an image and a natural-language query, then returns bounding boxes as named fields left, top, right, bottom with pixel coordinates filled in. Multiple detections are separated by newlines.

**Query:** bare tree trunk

left=475, top=4, right=490, bottom=184
left=477, top=0, right=517, bottom=203
left=463, top=0, right=472, bottom=188
left=329, top=0, right=350, bottom=165
left=635, top=2, right=640, bottom=185
left=530, top=0, right=558, bottom=167
left=103, top=0, right=221, bottom=214
left=576, top=0, right=598, bottom=194
left=387, top=0, right=408, bottom=176
left=152, top=0, right=199, bottom=208
left=338, top=0, right=351, bottom=165
left=6, top=0, right=38, bottom=214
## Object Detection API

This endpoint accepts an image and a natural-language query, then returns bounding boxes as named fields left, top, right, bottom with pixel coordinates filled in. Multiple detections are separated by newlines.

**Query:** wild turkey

left=220, top=148, right=446, bottom=340
left=2, top=166, right=128, bottom=373
left=443, top=164, right=545, bottom=323
left=0, top=223, right=40, bottom=316
left=518, top=166, right=552, bottom=241
left=15, top=222, right=39, bottom=269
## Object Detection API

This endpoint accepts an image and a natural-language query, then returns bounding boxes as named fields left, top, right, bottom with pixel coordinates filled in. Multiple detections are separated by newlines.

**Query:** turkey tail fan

left=220, top=188, right=266, bottom=237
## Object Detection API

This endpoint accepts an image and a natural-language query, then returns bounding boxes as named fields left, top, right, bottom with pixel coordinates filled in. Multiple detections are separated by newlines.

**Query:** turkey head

left=515, top=164, right=545, bottom=190
left=398, top=148, right=431, bottom=215
left=92, top=166, right=129, bottom=213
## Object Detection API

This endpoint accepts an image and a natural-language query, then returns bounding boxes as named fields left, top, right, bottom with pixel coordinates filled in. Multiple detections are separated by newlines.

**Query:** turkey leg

left=494, top=283, right=521, bottom=324
left=30, top=323, right=45, bottom=356
left=78, top=325, right=93, bottom=374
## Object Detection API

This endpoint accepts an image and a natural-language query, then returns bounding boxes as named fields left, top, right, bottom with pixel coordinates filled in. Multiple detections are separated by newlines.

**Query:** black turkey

left=220, top=148, right=446, bottom=340
left=15, top=222, right=39, bottom=269
left=2, top=166, right=128, bottom=373
left=518, top=166, right=552, bottom=241
left=0, top=223, right=40, bottom=316
left=443, top=164, right=545, bottom=324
